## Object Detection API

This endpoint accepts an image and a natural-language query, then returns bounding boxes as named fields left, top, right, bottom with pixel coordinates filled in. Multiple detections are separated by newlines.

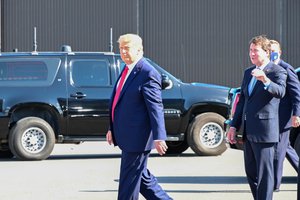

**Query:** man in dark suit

left=227, top=35, right=287, bottom=200
left=270, top=39, right=300, bottom=192
left=106, top=33, right=172, bottom=200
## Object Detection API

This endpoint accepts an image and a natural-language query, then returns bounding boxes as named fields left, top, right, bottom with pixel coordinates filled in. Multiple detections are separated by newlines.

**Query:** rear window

left=0, top=58, right=61, bottom=86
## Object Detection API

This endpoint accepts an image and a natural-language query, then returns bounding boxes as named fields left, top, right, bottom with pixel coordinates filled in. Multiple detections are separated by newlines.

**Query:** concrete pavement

left=0, top=142, right=297, bottom=200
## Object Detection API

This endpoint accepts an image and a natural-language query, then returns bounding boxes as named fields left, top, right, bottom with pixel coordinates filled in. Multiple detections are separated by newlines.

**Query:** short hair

left=249, top=35, right=271, bottom=55
left=270, top=39, right=282, bottom=51
left=118, top=34, right=143, bottom=50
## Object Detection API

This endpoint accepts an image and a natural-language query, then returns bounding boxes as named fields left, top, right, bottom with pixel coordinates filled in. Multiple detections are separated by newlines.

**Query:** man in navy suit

left=270, top=39, right=300, bottom=192
left=227, top=35, right=287, bottom=200
left=106, top=33, right=172, bottom=200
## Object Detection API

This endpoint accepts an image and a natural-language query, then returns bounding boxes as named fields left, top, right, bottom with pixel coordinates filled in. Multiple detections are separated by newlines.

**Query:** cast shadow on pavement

left=156, top=176, right=297, bottom=184
left=46, top=152, right=198, bottom=160
left=111, top=176, right=297, bottom=185
left=0, top=152, right=204, bottom=161
left=48, top=154, right=122, bottom=160
left=79, top=189, right=252, bottom=194
left=112, top=176, right=248, bottom=184
left=79, top=176, right=296, bottom=194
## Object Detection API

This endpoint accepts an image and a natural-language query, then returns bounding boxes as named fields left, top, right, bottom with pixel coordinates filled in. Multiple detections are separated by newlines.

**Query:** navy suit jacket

left=231, top=62, right=287, bottom=143
left=109, top=58, right=167, bottom=152
left=278, top=60, right=300, bottom=132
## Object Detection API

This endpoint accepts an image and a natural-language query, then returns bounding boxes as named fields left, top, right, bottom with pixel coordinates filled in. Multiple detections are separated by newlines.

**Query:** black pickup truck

left=0, top=46, right=233, bottom=160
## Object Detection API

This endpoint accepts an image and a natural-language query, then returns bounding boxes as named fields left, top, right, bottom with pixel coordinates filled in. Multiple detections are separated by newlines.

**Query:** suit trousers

left=298, top=165, right=300, bottom=200
left=118, top=150, right=172, bottom=200
left=244, top=139, right=275, bottom=200
left=274, top=129, right=299, bottom=189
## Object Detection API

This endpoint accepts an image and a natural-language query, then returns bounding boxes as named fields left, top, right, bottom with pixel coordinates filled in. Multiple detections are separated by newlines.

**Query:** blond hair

left=118, top=34, right=143, bottom=52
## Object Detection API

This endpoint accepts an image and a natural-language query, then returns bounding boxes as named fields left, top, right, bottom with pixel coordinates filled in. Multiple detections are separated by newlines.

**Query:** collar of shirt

left=125, top=56, right=143, bottom=78
left=127, top=56, right=142, bottom=73
left=256, top=61, right=269, bottom=71
left=117, top=56, right=143, bottom=88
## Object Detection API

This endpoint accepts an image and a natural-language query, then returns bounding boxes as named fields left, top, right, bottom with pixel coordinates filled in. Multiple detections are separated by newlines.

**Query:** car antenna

left=32, top=26, right=38, bottom=53
left=109, top=27, right=113, bottom=52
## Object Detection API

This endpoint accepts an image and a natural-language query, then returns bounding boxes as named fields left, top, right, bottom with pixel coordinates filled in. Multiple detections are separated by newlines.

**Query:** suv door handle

left=70, top=92, right=87, bottom=99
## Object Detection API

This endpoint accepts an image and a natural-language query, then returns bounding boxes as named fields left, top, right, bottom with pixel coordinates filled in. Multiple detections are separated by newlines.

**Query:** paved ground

left=0, top=142, right=297, bottom=200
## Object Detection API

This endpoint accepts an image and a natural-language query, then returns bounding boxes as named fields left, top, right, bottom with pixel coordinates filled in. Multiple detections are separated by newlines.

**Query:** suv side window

left=70, top=59, right=110, bottom=87
left=0, top=58, right=61, bottom=86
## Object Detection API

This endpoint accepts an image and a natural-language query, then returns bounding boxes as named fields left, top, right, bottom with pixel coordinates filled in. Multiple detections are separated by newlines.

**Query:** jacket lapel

left=263, top=62, right=272, bottom=75
left=117, top=58, right=144, bottom=103
left=250, top=78, right=260, bottom=96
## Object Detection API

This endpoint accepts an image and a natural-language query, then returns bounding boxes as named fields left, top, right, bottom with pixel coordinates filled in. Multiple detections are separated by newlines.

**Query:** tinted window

left=0, top=58, right=61, bottom=86
left=71, top=59, right=110, bottom=87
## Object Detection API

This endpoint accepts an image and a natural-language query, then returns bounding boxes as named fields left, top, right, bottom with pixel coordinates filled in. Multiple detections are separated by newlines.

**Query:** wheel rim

left=21, top=127, right=47, bottom=154
left=199, top=122, right=224, bottom=148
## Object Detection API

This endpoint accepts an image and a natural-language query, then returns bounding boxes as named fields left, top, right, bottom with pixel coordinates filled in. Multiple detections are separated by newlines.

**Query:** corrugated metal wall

left=286, top=0, right=300, bottom=68
left=0, top=0, right=299, bottom=87
left=143, top=0, right=279, bottom=87
left=1, top=0, right=139, bottom=52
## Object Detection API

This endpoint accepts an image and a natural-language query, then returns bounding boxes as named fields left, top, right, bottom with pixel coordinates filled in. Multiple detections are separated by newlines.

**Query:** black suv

left=0, top=46, right=233, bottom=160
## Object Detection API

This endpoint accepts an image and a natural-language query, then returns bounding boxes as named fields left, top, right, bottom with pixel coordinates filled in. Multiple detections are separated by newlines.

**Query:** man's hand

left=106, top=130, right=114, bottom=145
left=154, top=140, right=168, bottom=156
left=292, top=116, right=300, bottom=127
left=251, top=68, right=270, bottom=83
left=226, top=127, right=237, bottom=144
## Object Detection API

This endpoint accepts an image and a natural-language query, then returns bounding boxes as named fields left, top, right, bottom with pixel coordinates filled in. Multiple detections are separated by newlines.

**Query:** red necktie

left=112, top=66, right=129, bottom=121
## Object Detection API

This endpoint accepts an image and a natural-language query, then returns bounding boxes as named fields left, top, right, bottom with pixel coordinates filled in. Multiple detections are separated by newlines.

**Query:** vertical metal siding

left=2, top=0, right=138, bottom=52
left=286, top=0, right=300, bottom=68
left=143, top=0, right=278, bottom=87
left=1, top=0, right=299, bottom=87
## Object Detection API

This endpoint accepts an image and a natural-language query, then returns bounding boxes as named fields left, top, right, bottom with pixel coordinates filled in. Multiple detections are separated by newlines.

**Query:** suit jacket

left=278, top=60, right=300, bottom=132
left=109, top=58, right=167, bottom=152
left=231, top=62, right=287, bottom=143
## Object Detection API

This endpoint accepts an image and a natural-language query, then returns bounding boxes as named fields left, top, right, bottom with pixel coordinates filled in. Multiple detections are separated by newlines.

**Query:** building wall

left=1, top=0, right=299, bottom=87
left=1, top=0, right=139, bottom=52
left=285, top=0, right=300, bottom=68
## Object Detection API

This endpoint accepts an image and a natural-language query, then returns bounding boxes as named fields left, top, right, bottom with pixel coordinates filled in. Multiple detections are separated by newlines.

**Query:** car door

left=65, top=54, right=117, bottom=137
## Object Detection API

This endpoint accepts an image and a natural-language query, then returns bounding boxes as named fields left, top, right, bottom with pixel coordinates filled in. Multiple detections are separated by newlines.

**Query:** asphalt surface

left=0, top=142, right=297, bottom=200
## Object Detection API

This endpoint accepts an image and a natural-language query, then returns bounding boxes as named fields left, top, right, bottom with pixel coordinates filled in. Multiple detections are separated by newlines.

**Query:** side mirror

left=162, top=74, right=172, bottom=90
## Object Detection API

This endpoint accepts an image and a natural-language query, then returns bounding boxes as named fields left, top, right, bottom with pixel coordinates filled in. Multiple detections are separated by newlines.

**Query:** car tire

left=9, top=117, right=55, bottom=161
left=187, top=112, right=227, bottom=156
left=165, top=141, right=189, bottom=155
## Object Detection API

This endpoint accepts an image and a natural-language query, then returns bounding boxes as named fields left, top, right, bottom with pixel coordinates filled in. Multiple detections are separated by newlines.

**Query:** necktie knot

left=123, top=66, right=129, bottom=75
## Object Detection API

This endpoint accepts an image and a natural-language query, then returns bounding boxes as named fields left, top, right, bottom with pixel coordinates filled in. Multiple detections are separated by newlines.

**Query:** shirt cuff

left=263, top=79, right=271, bottom=89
